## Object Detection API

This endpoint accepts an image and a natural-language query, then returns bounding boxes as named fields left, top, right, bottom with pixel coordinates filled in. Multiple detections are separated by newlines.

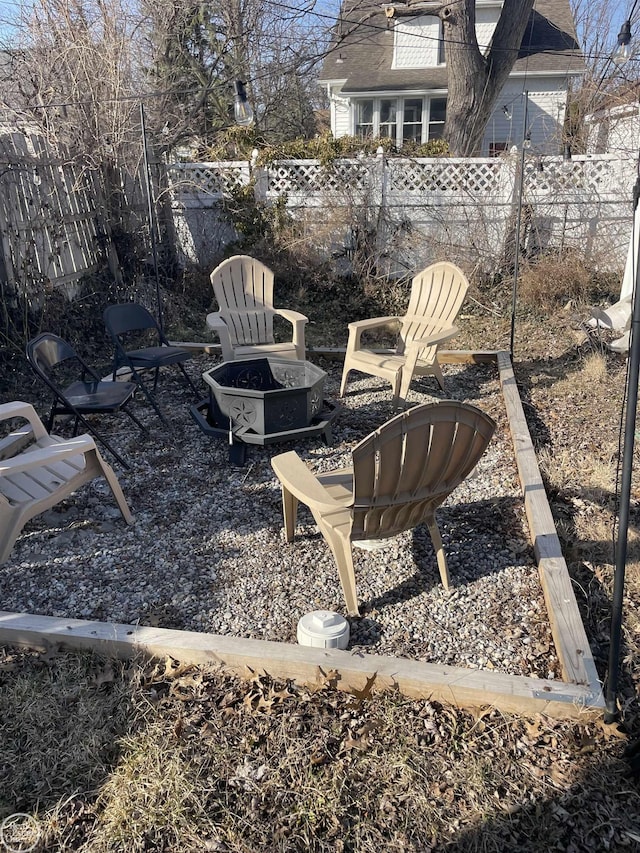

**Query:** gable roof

left=319, top=0, right=583, bottom=94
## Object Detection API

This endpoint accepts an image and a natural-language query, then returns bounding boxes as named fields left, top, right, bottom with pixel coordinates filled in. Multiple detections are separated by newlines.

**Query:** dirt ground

left=2, top=286, right=640, bottom=851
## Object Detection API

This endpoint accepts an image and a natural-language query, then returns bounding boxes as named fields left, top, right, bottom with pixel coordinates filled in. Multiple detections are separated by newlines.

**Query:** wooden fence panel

left=0, top=130, right=104, bottom=302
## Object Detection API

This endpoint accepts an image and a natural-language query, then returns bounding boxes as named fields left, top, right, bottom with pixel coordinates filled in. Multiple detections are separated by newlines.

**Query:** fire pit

left=191, top=357, right=339, bottom=464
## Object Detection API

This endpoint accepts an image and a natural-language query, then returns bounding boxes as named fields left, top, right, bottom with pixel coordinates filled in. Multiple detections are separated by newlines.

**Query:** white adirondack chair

left=271, top=400, right=496, bottom=616
left=0, top=401, right=133, bottom=564
left=207, top=255, right=308, bottom=361
left=340, top=262, right=469, bottom=405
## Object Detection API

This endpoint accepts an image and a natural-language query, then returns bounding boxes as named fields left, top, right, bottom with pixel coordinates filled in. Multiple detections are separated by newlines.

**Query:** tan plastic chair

left=340, top=262, right=470, bottom=405
left=207, top=255, right=308, bottom=361
left=0, top=401, right=133, bottom=564
left=271, top=401, right=496, bottom=616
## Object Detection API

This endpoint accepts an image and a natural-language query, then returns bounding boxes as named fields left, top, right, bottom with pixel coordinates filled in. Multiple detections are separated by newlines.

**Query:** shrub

left=517, top=251, right=611, bottom=313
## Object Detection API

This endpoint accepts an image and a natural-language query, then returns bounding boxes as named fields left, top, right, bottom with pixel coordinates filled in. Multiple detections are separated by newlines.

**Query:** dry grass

left=2, top=650, right=639, bottom=853
left=517, top=252, right=601, bottom=313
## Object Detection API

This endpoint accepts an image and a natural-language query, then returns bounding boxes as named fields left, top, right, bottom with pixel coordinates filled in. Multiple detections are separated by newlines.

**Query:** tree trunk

left=442, top=0, right=535, bottom=156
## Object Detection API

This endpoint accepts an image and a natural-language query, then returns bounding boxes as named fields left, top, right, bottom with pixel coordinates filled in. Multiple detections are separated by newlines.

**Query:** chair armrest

left=0, top=435, right=96, bottom=475
left=0, top=427, right=34, bottom=460
left=271, top=451, right=352, bottom=512
left=406, top=324, right=459, bottom=351
left=346, top=316, right=401, bottom=354
left=0, top=401, right=48, bottom=442
left=347, top=316, right=401, bottom=332
left=275, top=308, right=308, bottom=326
left=274, top=309, right=308, bottom=359
left=206, top=312, right=234, bottom=361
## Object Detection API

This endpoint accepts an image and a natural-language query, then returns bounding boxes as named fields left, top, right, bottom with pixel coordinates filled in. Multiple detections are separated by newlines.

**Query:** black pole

left=510, top=91, right=529, bottom=360
left=605, top=180, right=640, bottom=722
left=140, top=102, right=164, bottom=332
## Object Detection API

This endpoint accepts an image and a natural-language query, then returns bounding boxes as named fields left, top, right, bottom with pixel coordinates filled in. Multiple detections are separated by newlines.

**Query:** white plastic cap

left=297, top=610, right=350, bottom=649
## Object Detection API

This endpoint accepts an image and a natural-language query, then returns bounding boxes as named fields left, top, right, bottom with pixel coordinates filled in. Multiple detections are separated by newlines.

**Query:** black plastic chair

left=25, top=332, right=147, bottom=469
left=103, top=303, right=199, bottom=425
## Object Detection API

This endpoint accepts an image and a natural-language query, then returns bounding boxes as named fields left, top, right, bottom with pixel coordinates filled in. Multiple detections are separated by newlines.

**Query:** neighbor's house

left=318, top=0, right=583, bottom=155
left=585, top=86, right=640, bottom=157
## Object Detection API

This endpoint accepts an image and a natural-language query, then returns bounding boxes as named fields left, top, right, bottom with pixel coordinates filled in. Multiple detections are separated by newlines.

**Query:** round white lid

left=297, top=610, right=350, bottom=649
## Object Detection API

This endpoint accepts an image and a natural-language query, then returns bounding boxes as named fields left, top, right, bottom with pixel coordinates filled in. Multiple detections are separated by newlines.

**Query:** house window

left=403, top=98, right=423, bottom=143
left=352, top=96, right=447, bottom=147
left=428, top=97, right=446, bottom=139
left=379, top=99, right=397, bottom=139
left=355, top=101, right=374, bottom=138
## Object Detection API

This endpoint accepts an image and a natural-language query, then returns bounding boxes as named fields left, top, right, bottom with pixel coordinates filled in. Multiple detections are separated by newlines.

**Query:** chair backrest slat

left=400, top=262, right=469, bottom=352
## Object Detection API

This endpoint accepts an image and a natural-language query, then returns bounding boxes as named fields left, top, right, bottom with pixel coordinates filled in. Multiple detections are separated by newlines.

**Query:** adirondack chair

left=340, top=262, right=470, bottom=405
left=271, top=401, right=496, bottom=616
left=207, top=255, right=308, bottom=361
left=0, top=401, right=133, bottom=564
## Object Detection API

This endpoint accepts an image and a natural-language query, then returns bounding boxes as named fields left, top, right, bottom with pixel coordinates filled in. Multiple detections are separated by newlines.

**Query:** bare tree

left=8, top=0, right=142, bottom=171
left=141, top=0, right=325, bottom=149
left=441, top=0, right=535, bottom=155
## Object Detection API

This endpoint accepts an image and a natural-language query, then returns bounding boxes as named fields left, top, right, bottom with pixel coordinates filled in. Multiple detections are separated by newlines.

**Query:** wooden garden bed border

left=0, top=348, right=604, bottom=719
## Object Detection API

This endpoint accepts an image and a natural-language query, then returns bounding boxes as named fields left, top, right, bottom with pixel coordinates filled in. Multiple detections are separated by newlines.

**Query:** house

left=318, top=0, right=583, bottom=155
left=584, top=86, right=640, bottom=158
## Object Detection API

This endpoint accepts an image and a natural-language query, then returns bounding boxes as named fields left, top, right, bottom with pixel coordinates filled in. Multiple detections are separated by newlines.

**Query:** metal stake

left=605, top=179, right=640, bottom=721
left=140, top=102, right=164, bottom=332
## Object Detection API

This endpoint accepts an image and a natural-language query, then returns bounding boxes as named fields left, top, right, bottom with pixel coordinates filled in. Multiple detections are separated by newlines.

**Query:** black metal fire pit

left=190, top=357, right=340, bottom=464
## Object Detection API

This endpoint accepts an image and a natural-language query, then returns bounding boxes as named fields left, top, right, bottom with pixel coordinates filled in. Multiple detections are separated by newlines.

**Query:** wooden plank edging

left=168, top=342, right=500, bottom=365
left=497, top=350, right=601, bottom=696
left=0, top=611, right=602, bottom=719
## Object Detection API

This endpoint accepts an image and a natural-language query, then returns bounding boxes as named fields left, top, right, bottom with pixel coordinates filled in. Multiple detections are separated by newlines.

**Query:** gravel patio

left=1, top=354, right=560, bottom=679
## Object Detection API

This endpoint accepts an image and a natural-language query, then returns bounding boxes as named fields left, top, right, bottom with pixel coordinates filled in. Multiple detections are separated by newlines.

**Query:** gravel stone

left=1, top=355, right=561, bottom=678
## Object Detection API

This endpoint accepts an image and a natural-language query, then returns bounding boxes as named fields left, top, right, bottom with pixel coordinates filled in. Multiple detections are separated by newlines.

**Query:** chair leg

left=177, top=362, right=200, bottom=397
left=399, top=365, right=416, bottom=403
left=426, top=515, right=450, bottom=590
left=339, top=367, right=351, bottom=397
left=122, top=404, right=148, bottom=434
left=90, top=449, right=134, bottom=524
left=68, top=410, right=132, bottom=470
left=391, top=371, right=404, bottom=408
left=281, top=486, right=299, bottom=542
left=432, top=361, right=446, bottom=391
left=320, top=524, right=360, bottom=617
left=129, top=370, right=169, bottom=426
left=0, top=507, right=23, bottom=564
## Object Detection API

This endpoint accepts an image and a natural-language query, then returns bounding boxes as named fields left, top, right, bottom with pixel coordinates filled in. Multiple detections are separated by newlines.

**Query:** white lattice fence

left=168, top=153, right=637, bottom=273
left=523, top=154, right=624, bottom=198
left=265, top=159, right=370, bottom=200
left=387, top=157, right=509, bottom=197
left=167, top=162, right=250, bottom=208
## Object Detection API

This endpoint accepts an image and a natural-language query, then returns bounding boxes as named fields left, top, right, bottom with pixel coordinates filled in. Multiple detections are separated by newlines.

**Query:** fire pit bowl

left=204, top=357, right=326, bottom=433
left=191, top=357, right=339, bottom=464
